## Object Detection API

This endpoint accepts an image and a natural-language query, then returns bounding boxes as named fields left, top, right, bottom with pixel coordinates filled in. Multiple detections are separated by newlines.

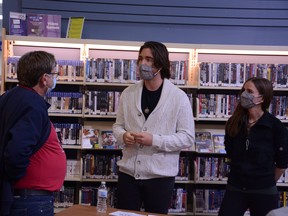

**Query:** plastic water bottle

left=97, top=181, right=108, bottom=213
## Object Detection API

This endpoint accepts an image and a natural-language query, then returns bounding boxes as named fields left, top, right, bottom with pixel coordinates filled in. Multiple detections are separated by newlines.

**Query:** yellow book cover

left=66, top=17, right=85, bottom=39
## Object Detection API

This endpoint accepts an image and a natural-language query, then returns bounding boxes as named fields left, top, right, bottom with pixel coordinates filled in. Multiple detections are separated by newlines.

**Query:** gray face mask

left=139, top=64, right=159, bottom=80
left=240, top=90, right=257, bottom=109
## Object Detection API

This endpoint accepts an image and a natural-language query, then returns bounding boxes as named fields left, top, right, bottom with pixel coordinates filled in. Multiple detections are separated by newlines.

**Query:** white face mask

left=139, top=64, right=159, bottom=80
left=46, top=76, right=57, bottom=94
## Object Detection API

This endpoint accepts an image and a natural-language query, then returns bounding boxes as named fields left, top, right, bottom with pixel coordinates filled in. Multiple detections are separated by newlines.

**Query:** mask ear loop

left=152, top=68, right=161, bottom=77
left=254, top=95, right=263, bottom=105
left=153, top=70, right=160, bottom=77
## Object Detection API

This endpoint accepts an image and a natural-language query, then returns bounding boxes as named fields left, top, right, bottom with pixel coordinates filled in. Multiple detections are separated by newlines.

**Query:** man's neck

left=32, top=84, right=46, bottom=97
left=144, top=77, right=164, bottom=91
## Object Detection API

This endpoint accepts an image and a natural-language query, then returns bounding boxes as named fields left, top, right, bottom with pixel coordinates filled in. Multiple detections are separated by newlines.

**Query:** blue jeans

left=9, top=195, right=54, bottom=216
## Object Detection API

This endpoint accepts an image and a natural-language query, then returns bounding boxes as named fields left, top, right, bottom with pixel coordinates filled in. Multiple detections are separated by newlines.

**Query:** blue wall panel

left=3, top=0, right=288, bottom=45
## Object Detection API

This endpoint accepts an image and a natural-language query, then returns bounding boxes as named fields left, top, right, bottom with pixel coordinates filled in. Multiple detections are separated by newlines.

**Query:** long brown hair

left=226, top=77, right=273, bottom=137
left=138, top=41, right=171, bottom=79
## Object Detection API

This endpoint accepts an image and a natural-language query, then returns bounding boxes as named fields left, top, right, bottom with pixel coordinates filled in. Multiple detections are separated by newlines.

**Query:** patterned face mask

left=139, top=64, right=159, bottom=80
left=240, top=90, right=257, bottom=109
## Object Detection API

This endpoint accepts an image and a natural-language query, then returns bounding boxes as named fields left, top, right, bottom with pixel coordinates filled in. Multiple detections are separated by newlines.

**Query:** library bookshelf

left=2, top=32, right=288, bottom=216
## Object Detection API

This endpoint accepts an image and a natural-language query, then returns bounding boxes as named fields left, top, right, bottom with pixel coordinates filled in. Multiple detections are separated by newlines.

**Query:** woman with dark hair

left=219, top=77, right=288, bottom=216
left=113, top=41, right=195, bottom=214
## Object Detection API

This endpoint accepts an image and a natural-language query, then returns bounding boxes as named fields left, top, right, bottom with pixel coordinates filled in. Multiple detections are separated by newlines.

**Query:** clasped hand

left=123, top=131, right=152, bottom=146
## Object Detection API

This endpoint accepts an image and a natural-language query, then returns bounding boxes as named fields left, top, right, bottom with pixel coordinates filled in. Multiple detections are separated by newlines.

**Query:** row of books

left=54, top=122, right=120, bottom=150
left=53, top=186, right=74, bottom=208
left=9, top=12, right=61, bottom=37
left=84, top=91, right=121, bottom=116
left=85, top=58, right=188, bottom=85
left=80, top=186, right=117, bottom=207
left=69, top=154, right=288, bottom=183
left=85, top=91, right=193, bottom=117
left=198, top=94, right=238, bottom=119
left=6, top=58, right=288, bottom=88
left=176, top=157, right=190, bottom=181
left=66, top=160, right=81, bottom=178
left=195, top=189, right=225, bottom=213
left=168, top=188, right=187, bottom=213
left=46, top=90, right=122, bottom=116
left=196, top=189, right=288, bottom=214
left=197, top=94, right=288, bottom=120
left=56, top=125, right=228, bottom=152
left=270, top=96, right=288, bottom=120
left=82, top=129, right=118, bottom=149
left=195, top=132, right=226, bottom=153
left=170, top=61, right=188, bottom=85
left=45, top=92, right=83, bottom=114
left=55, top=60, right=84, bottom=82
left=195, top=157, right=230, bottom=182
left=81, top=153, right=192, bottom=181
left=82, top=154, right=120, bottom=179
left=46, top=91, right=288, bottom=120
left=200, top=62, right=288, bottom=88
left=86, top=58, right=137, bottom=83
left=6, top=58, right=84, bottom=82
left=54, top=123, right=81, bottom=145
left=6, top=56, right=188, bottom=85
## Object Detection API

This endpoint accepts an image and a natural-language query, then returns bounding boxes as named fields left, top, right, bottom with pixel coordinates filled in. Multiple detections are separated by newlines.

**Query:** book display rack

left=2, top=33, right=288, bottom=215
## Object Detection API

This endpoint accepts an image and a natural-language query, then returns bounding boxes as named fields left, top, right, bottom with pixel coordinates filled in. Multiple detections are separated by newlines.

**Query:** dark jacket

left=0, top=86, right=51, bottom=215
left=225, top=111, right=288, bottom=190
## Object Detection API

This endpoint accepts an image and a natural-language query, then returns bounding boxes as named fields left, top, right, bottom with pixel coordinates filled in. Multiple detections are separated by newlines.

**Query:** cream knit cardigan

left=113, top=79, right=195, bottom=179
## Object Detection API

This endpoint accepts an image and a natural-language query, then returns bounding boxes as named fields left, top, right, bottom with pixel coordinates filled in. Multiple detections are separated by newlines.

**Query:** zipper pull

left=246, top=139, right=249, bottom=151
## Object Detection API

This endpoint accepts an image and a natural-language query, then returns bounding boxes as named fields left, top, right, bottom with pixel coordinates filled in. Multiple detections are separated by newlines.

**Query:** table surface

left=55, top=205, right=166, bottom=216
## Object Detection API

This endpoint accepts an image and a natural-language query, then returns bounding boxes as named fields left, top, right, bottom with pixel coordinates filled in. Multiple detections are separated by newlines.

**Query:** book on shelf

left=198, top=93, right=238, bottom=119
left=56, top=60, right=84, bottom=82
left=9, top=12, right=61, bottom=37
left=27, top=13, right=61, bottom=37
left=168, top=188, right=187, bottom=213
left=45, top=92, right=83, bottom=114
left=212, top=134, right=226, bottom=154
left=195, top=189, right=225, bottom=213
left=53, top=186, right=74, bottom=208
left=200, top=62, right=288, bottom=88
left=101, top=130, right=118, bottom=149
left=66, top=159, right=81, bottom=178
left=82, top=154, right=120, bottom=179
left=195, top=132, right=213, bottom=153
left=82, top=127, right=100, bottom=149
left=66, top=17, right=85, bottom=39
left=84, top=91, right=121, bottom=116
left=9, top=12, right=27, bottom=36
left=196, top=156, right=229, bottom=181
left=176, top=156, right=189, bottom=181
left=54, top=123, right=81, bottom=145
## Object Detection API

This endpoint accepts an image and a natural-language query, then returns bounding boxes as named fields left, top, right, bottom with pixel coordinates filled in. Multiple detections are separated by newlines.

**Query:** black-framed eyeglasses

left=47, top=72, right=59, bottom=78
